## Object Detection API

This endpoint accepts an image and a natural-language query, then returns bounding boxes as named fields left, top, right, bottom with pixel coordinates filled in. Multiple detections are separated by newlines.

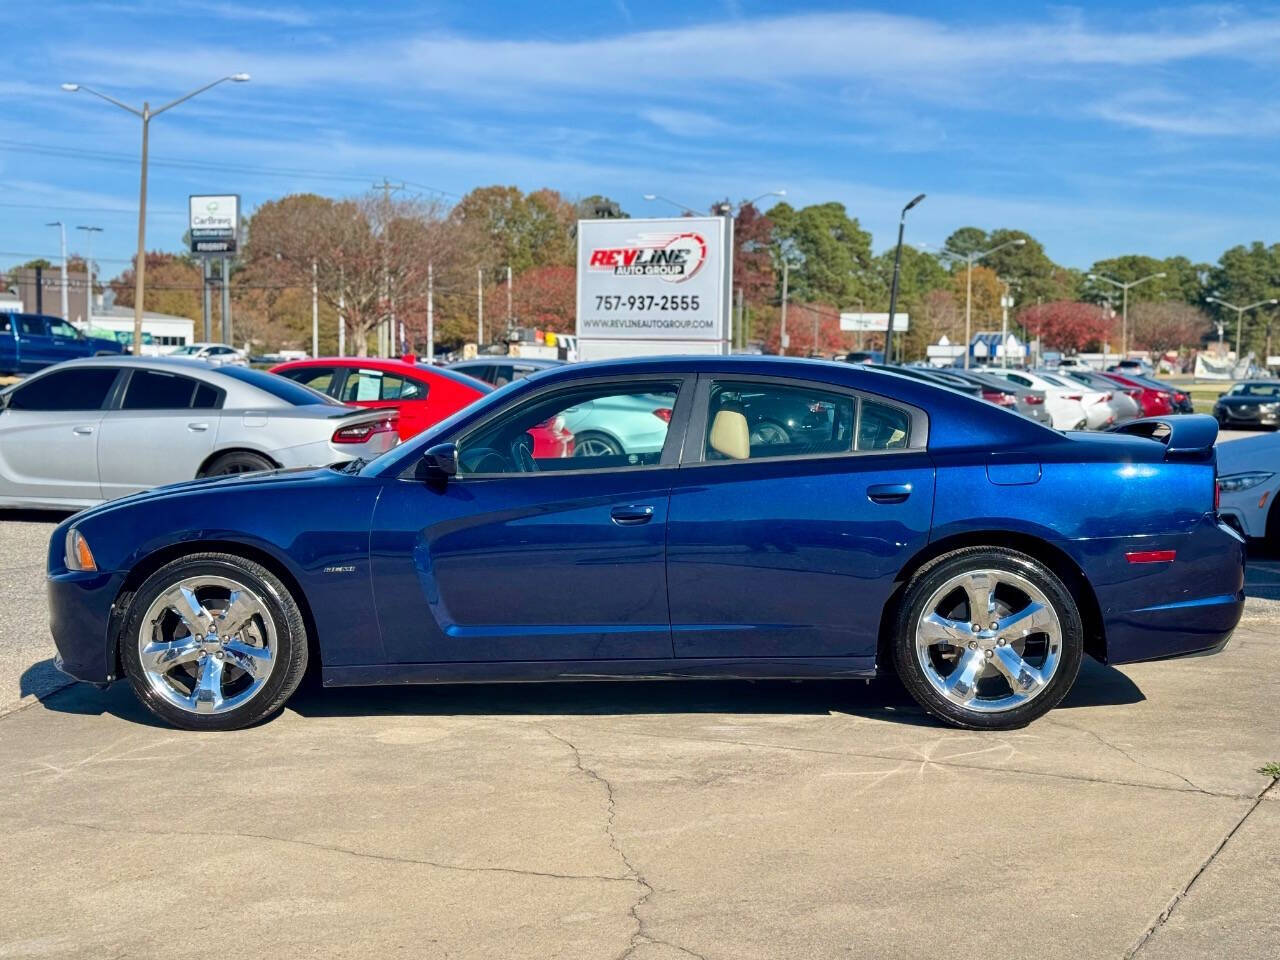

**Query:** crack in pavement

left=613, top=728, right=1254, bottom=800
left=26, top=816, right=635, bottom=885
left=1045, top=719, right=1214, bottom=796
left=1124, top=777, right=1277, bottom=958
left=545, top=729, right=706, bottom=960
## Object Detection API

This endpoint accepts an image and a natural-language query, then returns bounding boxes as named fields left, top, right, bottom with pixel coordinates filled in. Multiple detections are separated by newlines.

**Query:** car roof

left=449, top=357, right=563, bottom=369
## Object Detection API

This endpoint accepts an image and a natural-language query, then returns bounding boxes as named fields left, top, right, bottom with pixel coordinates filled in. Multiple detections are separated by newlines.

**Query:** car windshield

left=219, top=366, right=342, bottom=405
left=353, top=376, right=527, bottom=475
left=1233, top=383, right=1280, bottom=398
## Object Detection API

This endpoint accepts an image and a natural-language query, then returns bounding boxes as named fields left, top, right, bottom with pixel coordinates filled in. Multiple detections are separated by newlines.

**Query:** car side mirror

left=418, top=442, right=458, bottom=480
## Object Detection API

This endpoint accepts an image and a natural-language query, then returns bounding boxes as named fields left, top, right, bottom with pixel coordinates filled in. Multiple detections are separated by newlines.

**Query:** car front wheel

left=893, top=547, right=1083, bottom=730
left=120, top=552, right=310, bottom=730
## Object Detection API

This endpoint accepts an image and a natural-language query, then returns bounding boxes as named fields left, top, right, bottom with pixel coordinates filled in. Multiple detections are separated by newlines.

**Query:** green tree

left=1083, top=254, right=1208, bottom=308
left=1204, top=243, right=1280, bottom=354
left=766, top=201, right=876, bottom=308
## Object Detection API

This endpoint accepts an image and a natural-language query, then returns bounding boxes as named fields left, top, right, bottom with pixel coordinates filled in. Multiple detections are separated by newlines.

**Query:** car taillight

left=653, top=408, right=673, bottom=423
left=1064, top=395, right=1082, bottom=401
left=1175, top=392, right=1188, bottom=403
left=981, top=390, right=1015, bottom=406
left=1102, top=392, right=1112, bottom=402
left=332, top=415, right=398, bottom=444
left=1025, top=395, right=1044, bottom=405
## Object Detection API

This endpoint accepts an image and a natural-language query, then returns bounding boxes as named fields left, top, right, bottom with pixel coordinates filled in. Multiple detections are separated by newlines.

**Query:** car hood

left=70, top=466, right=335, bottom=523
left=1216, top=433, right=1280, bottom=472
left=1216, top=395, right=1278, bottom=406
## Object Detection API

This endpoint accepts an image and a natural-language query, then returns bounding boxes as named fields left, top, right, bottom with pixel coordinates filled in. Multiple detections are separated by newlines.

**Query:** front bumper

left=47, top=570, right=124, bottom=684
left=1215, top=406, right=1279, bottom=426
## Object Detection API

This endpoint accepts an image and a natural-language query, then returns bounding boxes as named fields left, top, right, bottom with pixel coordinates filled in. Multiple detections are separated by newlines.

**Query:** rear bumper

left=1079, top=517, right=1245, bottom=664
left=47, top=570, right=123, bottom=684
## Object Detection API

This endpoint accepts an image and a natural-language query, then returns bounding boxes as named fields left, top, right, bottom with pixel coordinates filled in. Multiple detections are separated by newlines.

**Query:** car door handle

left=867, top=482, right=912, bottom=504
left=610, top=504, right=655, bottom=525
left=72, top=425, right=94, bottom=436
left=187, top=422, right=210, bottom=432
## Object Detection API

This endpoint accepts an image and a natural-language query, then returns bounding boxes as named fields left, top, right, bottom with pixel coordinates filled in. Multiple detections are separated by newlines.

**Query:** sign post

left=576, top=216, right=732, bottom=360
left=190, top=195, right=238, bottom=346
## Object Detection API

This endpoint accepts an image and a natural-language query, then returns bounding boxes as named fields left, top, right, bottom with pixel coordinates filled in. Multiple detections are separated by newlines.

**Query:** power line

left=0, top=201, right=185, bottom=216
left=0, top=138, right=458, bottom=197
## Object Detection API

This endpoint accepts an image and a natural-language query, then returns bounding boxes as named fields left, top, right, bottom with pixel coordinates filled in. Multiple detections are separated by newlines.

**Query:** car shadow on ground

left=22, top=656, right=1144, bottom=730
left=1245, top=543, right=1280, bottom=601
left=0, top=508, right=75, bottom=524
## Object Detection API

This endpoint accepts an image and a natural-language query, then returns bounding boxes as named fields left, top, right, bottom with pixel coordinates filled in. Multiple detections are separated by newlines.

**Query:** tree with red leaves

left=1018, top=300, right=1113, bottom=353
left=733, top=202, right=775, bottom=308
left=761, top=301, right=848, bottom=356
left=501, top=264, right=577, bottom=334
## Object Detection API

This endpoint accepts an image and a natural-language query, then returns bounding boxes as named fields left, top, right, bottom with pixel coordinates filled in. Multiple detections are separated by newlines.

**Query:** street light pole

left=61, top=74, right=250, bottom=354
left=1086, top=271, right=1166, bottom=360
left=886, top=193, right=925, bottom=364
left=477, top=268, right=484, bottom=346
left=941, top=238, right=1026, bottom=369
left=45, top=221, right=68, bottom=321
left=75, top=225, right=103, bottom=327
left=1205, top=296, right=1280, bottom=360
left=311, top=260, right=319, bottom=358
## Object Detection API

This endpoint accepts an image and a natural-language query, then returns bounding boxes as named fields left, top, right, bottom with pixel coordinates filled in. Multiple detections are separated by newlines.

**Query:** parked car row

left=0, top=312, right=124, bottom=374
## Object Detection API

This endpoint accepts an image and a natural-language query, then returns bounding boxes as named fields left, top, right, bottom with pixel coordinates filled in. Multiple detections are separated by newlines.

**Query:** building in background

left=88, top=304, right=194, bottom=355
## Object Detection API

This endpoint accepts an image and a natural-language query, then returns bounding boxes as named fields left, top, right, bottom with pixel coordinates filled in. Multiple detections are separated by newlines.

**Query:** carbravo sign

left=576, top=216, right=732, bottom=360
left=189, top=194, right=239, bottom=255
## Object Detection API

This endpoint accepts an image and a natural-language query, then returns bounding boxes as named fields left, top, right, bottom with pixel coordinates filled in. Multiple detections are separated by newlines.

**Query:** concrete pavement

left=2, top=513, right=1277, bottom=959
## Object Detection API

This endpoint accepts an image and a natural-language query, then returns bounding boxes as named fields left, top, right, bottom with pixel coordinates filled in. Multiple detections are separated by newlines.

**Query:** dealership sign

left=839, top=311, right=910, bottom=332
left=576, top=217, right=732, bottom=360
left=189, top=194, right=239, bottom=255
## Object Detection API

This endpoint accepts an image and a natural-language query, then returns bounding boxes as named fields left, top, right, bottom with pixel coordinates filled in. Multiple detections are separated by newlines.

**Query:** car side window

left=282, top=367, right=338, bottom=395
left=7, top=368, right=118, bottom=411
left=19, top=316, right=46, bottom=336
left=1008, top=374, right=1032, bottom=387
left=49, top=320, right=79, bottom=339
left=0, top=315, right=10, bottom=333
left=121, top=369, right=203, bottom=410
left=458, top=381, right=680, bottom=475
left=704, top=380, right=856, bottom=461
left=857, top=398, right=912, bottom=451
left=340, top=369, right=425, bottom=402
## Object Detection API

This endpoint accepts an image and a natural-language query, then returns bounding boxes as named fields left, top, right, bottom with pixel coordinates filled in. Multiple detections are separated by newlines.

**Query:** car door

left=666, top=375, right=935, bottom=662
left=369, top=375, right=694, bottom=663
left=16, top=315, right=56, bottom=371
left=0, top=366, right=121, bottom=504
left=47, top=318, right=88, bottom=360
left=96, top=368, right=222, bottom=498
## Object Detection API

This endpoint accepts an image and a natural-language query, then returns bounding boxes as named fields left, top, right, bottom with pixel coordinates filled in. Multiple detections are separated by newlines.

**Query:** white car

left=1216, top=432, right=1280, bottom=539
left=1033, top=370, right=1116, bottom=429
left=168, top=342, right=248, bottom=366
left=0, top=357, right=399, bottom=510
left=980, top=369, right=1090, bottom=430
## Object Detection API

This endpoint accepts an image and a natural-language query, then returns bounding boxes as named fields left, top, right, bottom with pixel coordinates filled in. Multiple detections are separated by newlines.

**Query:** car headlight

left=64, top=528, right=97, bottom=572
left=1217, top=471, right=1275, bottom=494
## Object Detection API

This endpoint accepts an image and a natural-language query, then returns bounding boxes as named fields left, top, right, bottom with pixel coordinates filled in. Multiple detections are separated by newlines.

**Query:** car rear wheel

left=893, top=547, right=1083, bottom=730
left=203, top=450, right=275, bottom=476
left=120, top=553, right=309, bottom=730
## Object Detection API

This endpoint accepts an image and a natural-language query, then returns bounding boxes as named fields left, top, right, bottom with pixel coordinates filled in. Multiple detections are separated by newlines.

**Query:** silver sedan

left=0, top=357, right=399, bottom=510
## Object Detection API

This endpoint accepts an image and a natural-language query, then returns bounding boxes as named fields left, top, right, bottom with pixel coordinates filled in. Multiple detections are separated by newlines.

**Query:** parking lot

left=1, top=509, right=1276, bottom=959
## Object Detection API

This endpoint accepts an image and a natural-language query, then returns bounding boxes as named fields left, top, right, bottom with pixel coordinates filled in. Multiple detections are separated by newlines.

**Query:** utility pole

left=999, top=279, right=1012, bottom=368
left=427, top=261, right=434, bottom=363
left=311, top=259, right=319, bottom=358
left=734, top=287, right=743, bottom=349
left=372, top=178, right=405, bottom=359
left=506, top=263, right=513, bottom=333
left=338, top=266, right=346, bottom=356
left=812, top=303, right=819, bottom=357
left=779, top=259, right=790, bottom=356
left=75, top=225, right=103, bottom=327
left=46, top=221, right=69, bottom=321
left=202, top=258, right=212, bottom=341
left=220, top=256, right=232, bottom=345
left=477, top=267, right=484, bottom=346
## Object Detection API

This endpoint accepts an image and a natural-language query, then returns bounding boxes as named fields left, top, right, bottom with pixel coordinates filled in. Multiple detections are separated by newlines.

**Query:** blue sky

left=4, top=1, right=1279, bottom=277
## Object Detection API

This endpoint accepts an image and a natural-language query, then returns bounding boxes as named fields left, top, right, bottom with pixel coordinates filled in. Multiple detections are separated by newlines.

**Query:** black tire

left=203, top=450, right=275, bottom=477
left=892, top=547, right=1083, bottom=730
left=572, top=431, right=623, bottom=457
left=120, top=552, right=310, bottom=731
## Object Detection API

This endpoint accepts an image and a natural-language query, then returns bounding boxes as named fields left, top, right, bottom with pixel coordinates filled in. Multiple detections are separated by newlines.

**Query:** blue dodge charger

left=47, top=356, right=1244, bottom=731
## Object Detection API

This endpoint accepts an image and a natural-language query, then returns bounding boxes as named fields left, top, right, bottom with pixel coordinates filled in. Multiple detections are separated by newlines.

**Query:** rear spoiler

left=1108, top=414, right=1217, bottom=462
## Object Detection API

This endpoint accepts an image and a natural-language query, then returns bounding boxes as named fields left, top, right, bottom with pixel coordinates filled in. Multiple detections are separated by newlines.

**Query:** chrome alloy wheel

left=914, top=569, right=1062, bottom=713
left=573, top=436, right=620, bottom=457
left=137, top=575, right=276, bottom=716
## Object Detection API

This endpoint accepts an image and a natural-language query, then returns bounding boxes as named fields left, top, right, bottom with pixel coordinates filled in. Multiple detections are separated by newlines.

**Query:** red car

left=270, top=356, right=574, bottom=456
left=1097, top=371, right=1173, bottom=417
